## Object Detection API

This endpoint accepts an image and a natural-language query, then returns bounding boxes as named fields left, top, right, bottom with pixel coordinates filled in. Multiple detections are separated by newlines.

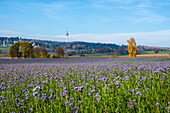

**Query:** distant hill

left=0, top=37, right=170, bottom=56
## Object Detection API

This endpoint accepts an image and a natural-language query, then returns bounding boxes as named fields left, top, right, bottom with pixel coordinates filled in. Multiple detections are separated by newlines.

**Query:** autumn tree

left=33, top=47, right=40, bottom=58
left=55, top=47, right=64, bottom=57
left=20, top=42, right=33, bottom=58
left=127, top=37, right=138, bottom=58
left=39, top=46, right=48, bottom=58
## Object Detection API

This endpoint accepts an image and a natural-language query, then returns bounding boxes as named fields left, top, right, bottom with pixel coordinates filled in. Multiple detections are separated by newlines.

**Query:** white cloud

left=0, top=29, right=170, bottom=47
left=0, top=30, right=65, bottom=41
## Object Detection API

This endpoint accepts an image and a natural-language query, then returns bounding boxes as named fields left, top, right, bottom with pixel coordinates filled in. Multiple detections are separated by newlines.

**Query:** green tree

left=20, top=42, right=33, bottom=58
left=55, top=47, right=64, bottom=57
left=8, top=46, right=15, bottom=59
left=127, top=37, right=138, bottom=58
left=8, top=42, right=21, bottom=59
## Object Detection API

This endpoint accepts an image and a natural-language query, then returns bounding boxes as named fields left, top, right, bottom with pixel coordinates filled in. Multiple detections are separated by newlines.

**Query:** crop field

left=0, top=47, right=8, bottom=56
left=0, top=58, right=169, bottom=112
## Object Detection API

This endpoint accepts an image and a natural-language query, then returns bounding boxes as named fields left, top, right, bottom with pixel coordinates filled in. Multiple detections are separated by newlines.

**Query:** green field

left=143, top=51, right=169, bottom=54
left=0, top=46, right=9, bottom=56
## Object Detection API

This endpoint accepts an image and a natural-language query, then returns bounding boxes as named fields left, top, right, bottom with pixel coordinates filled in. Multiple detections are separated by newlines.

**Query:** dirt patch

left=119, top=54, right=169, bottom=58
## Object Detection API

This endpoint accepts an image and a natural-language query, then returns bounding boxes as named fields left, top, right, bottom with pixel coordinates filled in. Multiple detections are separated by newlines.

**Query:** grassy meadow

left=0, top=58, right=169, bottom=113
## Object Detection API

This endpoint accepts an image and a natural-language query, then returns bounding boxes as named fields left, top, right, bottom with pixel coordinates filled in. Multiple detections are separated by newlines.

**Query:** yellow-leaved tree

left=127, top=37, right=138, bottom=58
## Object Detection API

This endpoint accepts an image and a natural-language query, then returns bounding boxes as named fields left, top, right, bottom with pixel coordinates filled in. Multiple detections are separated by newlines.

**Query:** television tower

left=66, top=26, right=69, bottom=43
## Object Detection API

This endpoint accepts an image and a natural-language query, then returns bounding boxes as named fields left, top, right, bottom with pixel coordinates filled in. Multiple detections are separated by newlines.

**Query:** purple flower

left=69, top=103, right=73, bottom=106
left=21, top=99, right=25, bottom=103
left=70, top=108, right=74, bottom=111
left=33, top=92, right=38, bottom=96
left=49, top=89, right=53, bottom=93
left=129, top=89, right=135, bottom=92
left=115, top=110, right=119, bottom=113
left=17, top=103, right=23, bottom=107
left=28, top=84, right=34, bottom=87
left=71, top=81, right=75, bottom=85
left=78, top=100, right=83, bottom=104
left=70, top=97, right=73, bottom=100
left=115, top=81, right=119, bottom=86
left=155, top=102, right=159, bottom=107
left=135, top=88, right=139, bottom=90
left=165, top=106, right=169, bottom=109
left=74, top=87, right=78, bottom=90
left=131, top=105, right=134, bottom=109
left=74, top=106, right=79, bottom=110
left=41, top=97, right=46, bottom=101
left=145, top=88, right=149, bottom=90
left=136, top=92, right=142, bottom=96
left=49, top=95, right=53, bottom=99
left=150, top=76, right=153, bottom=80
left=91, top=89, right=95, bottom=93
left=94, top=93, right=100, bottom=97
left=65, top=101, right=69, bottom=106
left=0, top=96, right=4, bottom=99
left=29, top=107, right=33, bottom=112
left=77, top=88, right=82, bottom=92
left=96, top=98, right=100, bottom=102
left=80, top=86, right=84, bottom=89
left=1, top=83, right=5, bottom=86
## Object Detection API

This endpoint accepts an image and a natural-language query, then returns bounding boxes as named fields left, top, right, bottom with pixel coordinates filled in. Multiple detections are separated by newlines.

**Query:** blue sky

left=0, top=0, right=170, bottom=47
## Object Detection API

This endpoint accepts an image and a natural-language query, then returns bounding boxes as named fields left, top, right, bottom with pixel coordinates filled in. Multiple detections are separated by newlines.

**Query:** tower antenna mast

left=66, top=26, right=69, bottom=43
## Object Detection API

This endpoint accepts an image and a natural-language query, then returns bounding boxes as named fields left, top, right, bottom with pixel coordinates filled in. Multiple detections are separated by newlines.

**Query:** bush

left=55, top=47, right=64, bottom=57
left=50, top=55, right=56, bottom=58
left=46, top=54, right=51, bottom=58
left=79, top=54, right=85, bottom=57
left=155, top=49, right=159, bottom=54
left=30, top=54, right=35, bottom=58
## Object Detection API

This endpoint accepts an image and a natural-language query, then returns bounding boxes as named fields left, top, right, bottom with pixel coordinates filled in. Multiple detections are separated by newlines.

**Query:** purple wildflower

left=17, top=103, right=23, bottom=107
left=96, top=98, right=100, bottom=102
left=145, top=88, right=149, bottom=90
left=49, top=89, right=53, bottom=93
left=29, top=107, right=33, bottom=112
left=74, top=106, right=79, bottom=110
left=70, top=108, right=74, bottom=111
left=33, top=92, right=38, bottom=96
left=88, top=93, right=92, bottom=96
left=78, top=100, right=83, bottom=104
left=136, top=92, right=142, bottom=96
left=155, top=102, right=159, bottom=107
left=91, top=89, right=95, bottom=93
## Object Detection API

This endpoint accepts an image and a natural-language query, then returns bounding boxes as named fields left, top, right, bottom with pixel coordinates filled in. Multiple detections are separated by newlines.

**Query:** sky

left=0, top=0, right=170, bottom=47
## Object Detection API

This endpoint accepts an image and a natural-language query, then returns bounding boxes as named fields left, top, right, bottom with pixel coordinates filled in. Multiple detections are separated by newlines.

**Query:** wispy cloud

left=0, top=29, right=170, bottom=47
left=92, top=0, right=170, bottom=23
left=0, top=30, right=65, bottom=41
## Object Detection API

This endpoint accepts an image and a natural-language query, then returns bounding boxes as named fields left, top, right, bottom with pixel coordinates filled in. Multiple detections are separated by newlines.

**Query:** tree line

left=8, top=42, right=65, bottom=59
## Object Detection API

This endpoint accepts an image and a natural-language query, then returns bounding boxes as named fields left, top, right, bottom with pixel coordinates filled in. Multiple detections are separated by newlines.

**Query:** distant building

left=14, top=41, right=19, bottom=43
left=3, top=40, right=6, bottom=46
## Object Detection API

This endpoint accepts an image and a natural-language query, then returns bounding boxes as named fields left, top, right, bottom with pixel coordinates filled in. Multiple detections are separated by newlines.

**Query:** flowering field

left=0, top=58, right=169, bottom=112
